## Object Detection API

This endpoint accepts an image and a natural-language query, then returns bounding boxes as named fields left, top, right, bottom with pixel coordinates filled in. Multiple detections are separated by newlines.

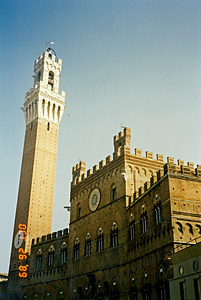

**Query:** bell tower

left=9, top=48, right=65, bottom=274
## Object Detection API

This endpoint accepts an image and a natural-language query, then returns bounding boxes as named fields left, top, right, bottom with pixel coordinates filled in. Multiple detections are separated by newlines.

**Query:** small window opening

left=97, top=232, right=104, bottom=252
left=52, top=104, right=55, bottom=121
left=48, top=250, right=54, bottom=266
left=111, top=227, right=118, bottom=247
left=48, top=71, right=54, bottom=90
left=60, top=247, right=67, bottom=263
left=42, top=99, right=45, bottom=116
left=85, top=239, right=91, bottom=256
left=47, top=122, right=50, bottom=131
left=74, top=244, right=79, bottom=259
left=47, top=102, right=50, bottom=118
left=57, top=106, right=61, bottom=122
left=78, top=207, right=81, bottom=218
left=130, top=223, right=135, bottom=241
left=112, top=188, right=117, bottom=200
left=37, top=71, right=41, bottom=82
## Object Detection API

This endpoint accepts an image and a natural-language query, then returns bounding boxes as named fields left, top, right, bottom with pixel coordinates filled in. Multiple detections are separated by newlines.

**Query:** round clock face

left=14, top=230, right=24, bottom=249
left=89, top=188, right=101, bottom=211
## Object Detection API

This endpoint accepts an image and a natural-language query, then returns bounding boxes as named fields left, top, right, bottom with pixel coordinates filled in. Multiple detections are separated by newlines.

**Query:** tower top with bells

left=22, top=48, right=66, bottom=126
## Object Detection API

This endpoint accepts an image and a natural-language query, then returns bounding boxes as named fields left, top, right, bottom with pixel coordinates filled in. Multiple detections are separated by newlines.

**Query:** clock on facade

left=14, top=230, right=24, bottom=249
left=89, top=188, right=101, bottom=211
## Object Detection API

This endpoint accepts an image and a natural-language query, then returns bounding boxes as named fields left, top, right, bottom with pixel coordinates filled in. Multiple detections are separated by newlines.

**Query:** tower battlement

left=72, top=161, right=86, bottom=181
left=35, top=50, right=62, bottom=66
left=33, top=49, right=62, bottom=93
left=31, top=228, right=69, bottom=246
left=113, top=127, right=131, bottom=153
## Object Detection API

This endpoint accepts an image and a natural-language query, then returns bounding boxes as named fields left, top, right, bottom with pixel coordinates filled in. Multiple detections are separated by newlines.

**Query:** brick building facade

left=7, top=51, right=201, bottom=300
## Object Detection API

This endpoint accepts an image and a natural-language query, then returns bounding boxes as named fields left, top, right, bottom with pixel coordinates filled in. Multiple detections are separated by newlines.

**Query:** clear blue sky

left=1, top=0, right=201, bottom=273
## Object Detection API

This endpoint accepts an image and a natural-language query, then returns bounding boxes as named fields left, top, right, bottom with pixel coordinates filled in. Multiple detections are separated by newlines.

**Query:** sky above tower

left=1, top=0, right=201, bottom=274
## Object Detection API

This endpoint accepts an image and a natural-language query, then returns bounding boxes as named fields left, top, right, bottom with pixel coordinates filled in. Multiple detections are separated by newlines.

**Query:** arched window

left=141, top=212, right=147, bottom=234
left=74, top=238, right=80, bottom=259
left=47, top=101, right=50, bottom=118
left=48, top=71, right=54, bottom=90
left=42, top=99, right=45, bottom=117
left=45, top=292, right=51, bottom=300
left=142, top=272, right=151, bottom=300
left=85, top=233, right=91, bottom=256
left=129, top=216, right=135, bottom=241
left=97, top=228, right=104, bottom=252
left=52, top=103, right=55, bottom=121
left=111, top=184, right=117, bottom=201
left=36, top=250, right=42, bottom=268
left=29, top=104, right=32, bottom=119
left=47, top=246, right=54, bottom=266
left=60, top=243, right=67, bottom=263
left=96, top=283, right=103, bottom=300
left=157, top=266, right=170, bottom=300
left=130, top=276, right=137, bottom=300
left=111, top=223, right=118, bottom=247
left=77, top=203, right=81, bottom=219
left=129, top=220, right=135, bottom=241
left=57, top=291, right=64, bottom=300
left=57, top=106, right=61, bottom=122
left=154, top=201, right=162, bottom=225
left=110, top=280, right=119, bottom=300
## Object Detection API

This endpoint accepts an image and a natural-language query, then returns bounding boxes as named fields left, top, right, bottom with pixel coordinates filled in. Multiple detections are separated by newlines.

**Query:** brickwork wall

left=9, top=118, right=59, bottom=276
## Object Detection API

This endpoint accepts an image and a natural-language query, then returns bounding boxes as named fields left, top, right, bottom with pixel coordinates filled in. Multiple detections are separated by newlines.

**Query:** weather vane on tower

left=46, top=39, right=55, bottom=50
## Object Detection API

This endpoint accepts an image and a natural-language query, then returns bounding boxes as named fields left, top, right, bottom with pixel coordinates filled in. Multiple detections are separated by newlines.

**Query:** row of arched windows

left=22, top=273, right=169, bottom=300
left=36, top=245, right=67, bottom=268
left=129, top=201, right=162, bottom=241
left=70, top=271, right=169, bottom=300
left=23, top=290, right=64, bottom=300
left=74, top=224, right=118, bottom=259
left=25, top=100, right=38, bottom=122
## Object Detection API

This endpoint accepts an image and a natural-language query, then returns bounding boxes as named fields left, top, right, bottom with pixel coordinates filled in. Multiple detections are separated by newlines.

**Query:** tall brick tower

left=8, top=48, right=65, bottom=279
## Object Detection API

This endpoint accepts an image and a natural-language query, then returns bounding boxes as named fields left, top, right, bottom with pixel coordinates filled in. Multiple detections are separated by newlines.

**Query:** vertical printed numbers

left=18, top=224, right=28, bottom=278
